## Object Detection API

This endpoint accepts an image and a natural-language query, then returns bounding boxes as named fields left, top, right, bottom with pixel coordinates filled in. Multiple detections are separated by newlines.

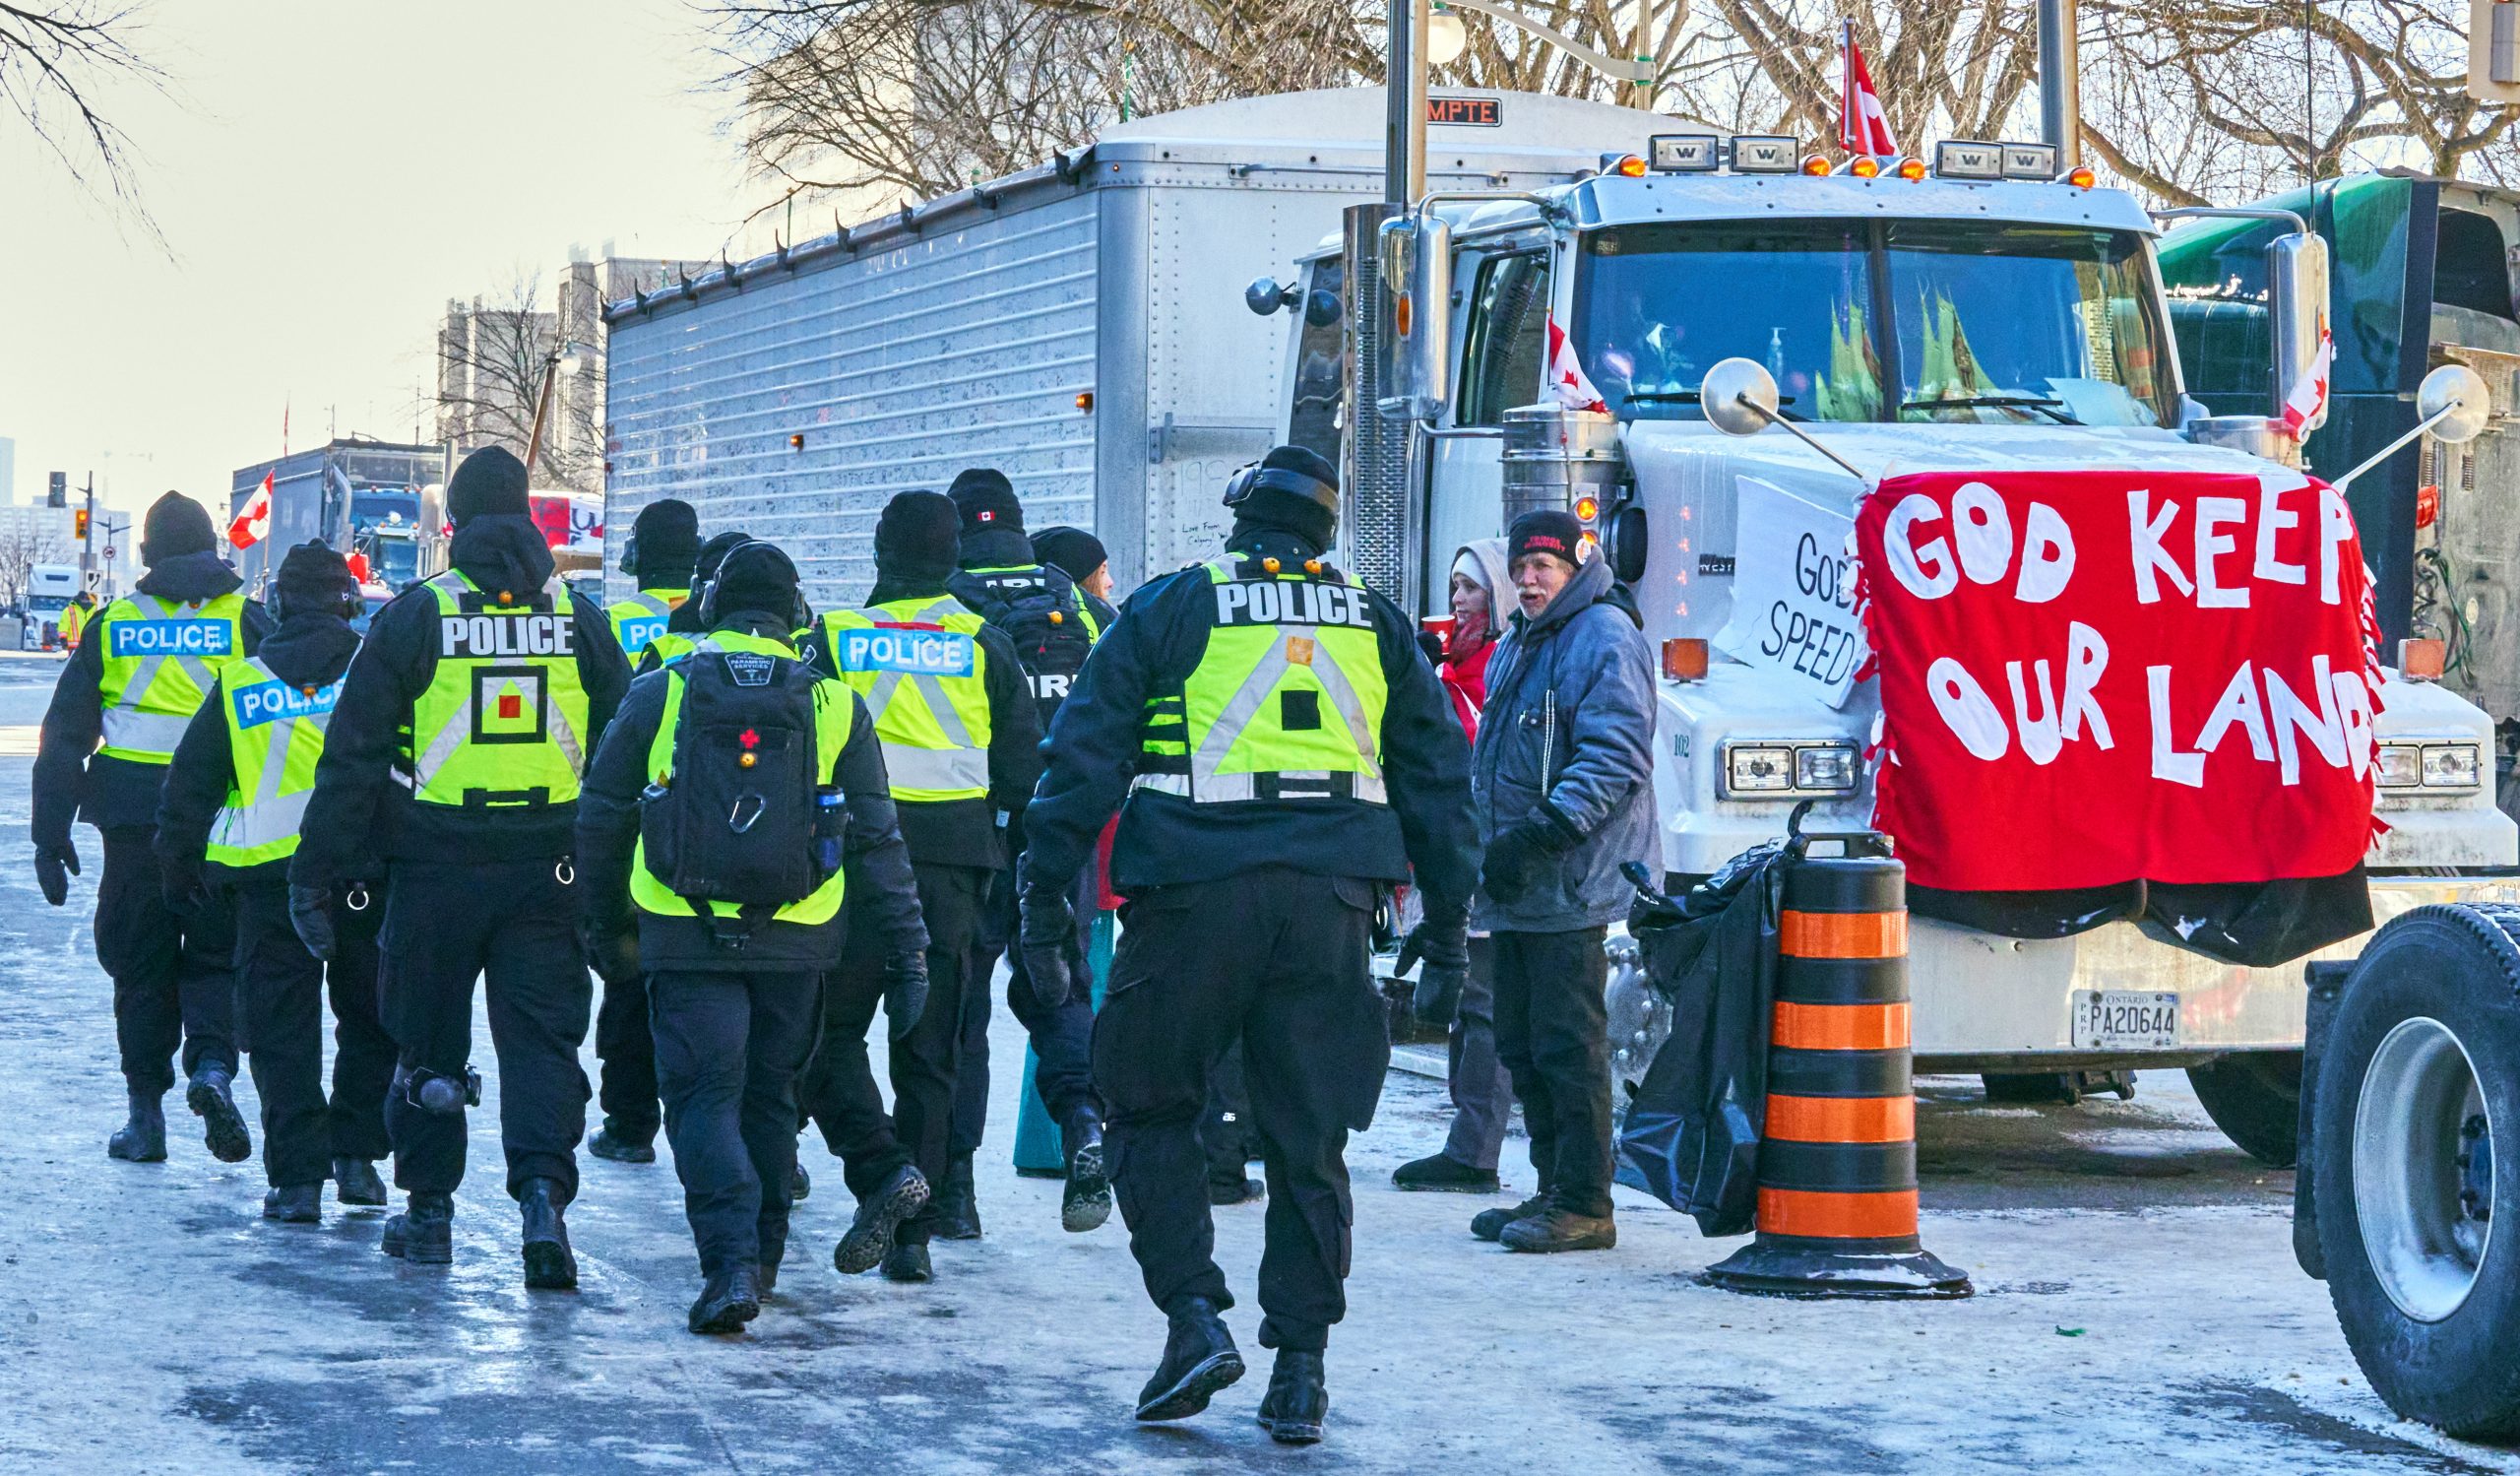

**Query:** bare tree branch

left=0, top=2, right=164, bottom=234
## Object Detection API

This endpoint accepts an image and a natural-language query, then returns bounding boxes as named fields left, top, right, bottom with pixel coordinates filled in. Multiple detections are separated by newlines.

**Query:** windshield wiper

left=1626, top=389, right=1806, bottom=421
left=1900, top=394, right=2083, bottom=425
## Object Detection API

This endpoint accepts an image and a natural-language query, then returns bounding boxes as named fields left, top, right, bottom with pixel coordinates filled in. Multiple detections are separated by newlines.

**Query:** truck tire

left=2313, top=904, right=2520, bottom=1441
left=2187, top=1052, right=2302, bottom=1167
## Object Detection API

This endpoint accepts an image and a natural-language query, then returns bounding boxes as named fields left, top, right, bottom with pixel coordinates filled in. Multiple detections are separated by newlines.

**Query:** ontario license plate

left=2070, top=990, right=2181, bottom=1051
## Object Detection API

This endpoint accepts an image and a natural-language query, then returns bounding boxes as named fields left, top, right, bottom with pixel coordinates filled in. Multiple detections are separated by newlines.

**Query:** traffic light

left=74, top=509, right=90, bottom=540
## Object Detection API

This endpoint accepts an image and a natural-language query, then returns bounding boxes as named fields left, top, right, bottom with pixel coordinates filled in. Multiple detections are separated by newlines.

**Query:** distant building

left=0, top=435, right=15, bottom=507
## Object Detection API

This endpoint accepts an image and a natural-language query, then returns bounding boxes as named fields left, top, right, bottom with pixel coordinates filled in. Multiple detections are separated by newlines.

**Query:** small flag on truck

left=1838, top=21, right=1898, bottom=159
left=229, top=471, right=273, bottom=549
left=2281, top=327, right=2334, bottom=436
left=1544, top=313, right=1606, bottom=413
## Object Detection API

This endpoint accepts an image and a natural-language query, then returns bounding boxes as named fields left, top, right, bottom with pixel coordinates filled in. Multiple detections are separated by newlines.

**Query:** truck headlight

left=2376, top=741, right=2485, bottom=792
left=2376, top=743, right=2423, bottom=789
left=1723, top=739, right=1859, bottom=798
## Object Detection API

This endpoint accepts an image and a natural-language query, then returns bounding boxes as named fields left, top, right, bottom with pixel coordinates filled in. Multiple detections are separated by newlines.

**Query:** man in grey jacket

left=1464, top=510, right=1660, bottom=1252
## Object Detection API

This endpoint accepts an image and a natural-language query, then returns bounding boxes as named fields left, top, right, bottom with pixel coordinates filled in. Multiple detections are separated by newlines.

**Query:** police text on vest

left=1214, top=581, right=1373, bottom=629
left=440, top=614, right=576, bottom=659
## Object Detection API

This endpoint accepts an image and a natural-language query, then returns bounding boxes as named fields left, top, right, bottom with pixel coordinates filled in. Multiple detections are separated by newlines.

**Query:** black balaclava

left=141, top=492, right=218, bottom=567
left=874, top=490, right=963, bottom=598
left=1031, top=525, right=1106, bottom=585
left=627, top=498, right=700, bottom=590
left=271, top=540, right=357, bottom=621
left=707, top=540, right=802, bottom=628
left=671, top=529, right=754, bottom=634
left=446, top=446, right=532, bottom=527
left=1227, top=445, right=1340, bottom=554
left=946, top=468, right=1023, bottom=538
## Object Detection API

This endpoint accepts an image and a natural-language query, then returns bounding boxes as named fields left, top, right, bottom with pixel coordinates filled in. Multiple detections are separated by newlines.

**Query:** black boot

left=1061, top=1112, right=1112, bottom=1233
left=1471, top=1194, right=1546, bottom=1242
left=1256, top=1349, right=1329, bottom=1444
left=789, top=1161, right=811, bottom=1202
left=263, top=1184, right=323, bottom=1223
left=1208, top=1175, right=1265, bottom=1206
left=758, top=1226, right=788, bottom=1296
left=688, top=1264, right=762, bottom=1335
left=587, top=1120, right=656, bottom=1164
left=833, top=1163, right=929, bottom=1274
left=381, top=1191, right=454, bottom=1263
left=880, top=1240, right=932, bottom=1283
left=931, top=1153, right=981, bottom=1240
left=187, top=1067, right=253, bottom=1164
left=1393, top=1153, right=1502, bottom=1193
left=519, top=1178, right=579, bottom=1289
left=333, top=1157, right=389, bottom=1207
left=1134, top=1297, right=1244, bottom=1422
left=106, top=1089, right=166, bottom=1163
left=1499, top=1204, right=1617, bottom=1253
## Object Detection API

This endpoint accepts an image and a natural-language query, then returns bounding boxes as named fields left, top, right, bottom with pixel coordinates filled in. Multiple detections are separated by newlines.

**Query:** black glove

left=33, top=839, right=79, bottom=908
left=582, top=919, right=641, bottom=988
left=159, top=857, right=207, bottom=913
left=1397, top=916, right=1472, bottom=1027
left=289, top=882, right=338, bottom=961
left=1479, top=818, right=1575, bottom=906
left=883, top=952, right=930, bottom=1043
left=1018, top=881, right=1077, bottom=1011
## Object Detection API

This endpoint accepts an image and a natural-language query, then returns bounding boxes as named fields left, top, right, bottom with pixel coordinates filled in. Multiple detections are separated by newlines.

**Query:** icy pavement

left=0, top=666, right=2513, bottom=1472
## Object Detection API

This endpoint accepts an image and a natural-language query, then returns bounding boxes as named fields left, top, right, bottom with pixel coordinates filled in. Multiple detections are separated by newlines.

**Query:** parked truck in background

left=229, top=440, right=448, bottom=596
left=23, top=563, right=82, bottom=650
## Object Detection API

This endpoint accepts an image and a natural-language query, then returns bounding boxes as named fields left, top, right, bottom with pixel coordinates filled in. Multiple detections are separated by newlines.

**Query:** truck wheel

left=2314, top=905, right=2520, bottom=1440
left=2187, top=1052, right=2302, bottom=1167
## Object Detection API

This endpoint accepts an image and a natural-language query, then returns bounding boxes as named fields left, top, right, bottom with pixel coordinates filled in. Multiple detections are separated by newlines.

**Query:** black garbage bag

left=1618, top=843, right=1787, bottom=1238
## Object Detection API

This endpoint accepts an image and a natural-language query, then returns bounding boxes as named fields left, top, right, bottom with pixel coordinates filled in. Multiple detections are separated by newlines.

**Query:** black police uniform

left=290, top=457, right=629, bottom=1274
left=577, top=591, right=926, bottom=1326
left=156, top=561, right=394, bottom=1207
left=32, top=521, right=271, bottom=1160
left=1019, top=490, right=1479, bottom=1399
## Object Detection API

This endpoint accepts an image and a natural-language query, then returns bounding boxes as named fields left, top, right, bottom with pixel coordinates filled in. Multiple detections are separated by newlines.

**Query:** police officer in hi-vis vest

left=1015, top=446, right=1479, bottom=1444
left=288, top=447, right=631, bottom=1286
left=578, top=541, right=928, bottom=1333
left=157, top=542, right=395, bottom=1222
left=795, top=490, right=1042, bottom=1285
left=589, top=495, right=701, bottom=1166
left=638, top=529, right=752, bottom=676
left=33, top=491, right=271, bottom=1166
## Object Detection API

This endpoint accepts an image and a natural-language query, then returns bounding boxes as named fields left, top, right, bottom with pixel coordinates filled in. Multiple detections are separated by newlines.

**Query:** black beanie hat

left=709, top=540, right=800, bottom=621
left=629, top=498, right=700, bottom=573
left=273, top=540, right=356, bottom=616
left=1227, top=445, right=1342, bottom=548
left=1031, top=525, right=1106, bottom=583
left=692, top=529, right=752, bottom=586
left=141, top=491, right=218, bottom=566
left=1507, top=509, right=1585, bottom=570
left=446, top=446, right=532, bottom=527
left=946, top=468, right=1023, bottom=537
left=876, top=490, right=964, bottom=581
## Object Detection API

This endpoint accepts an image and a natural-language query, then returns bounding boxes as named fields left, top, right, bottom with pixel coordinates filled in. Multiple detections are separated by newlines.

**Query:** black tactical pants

left=379, top=859, right=592, bottom=1199
left=651, top=968, right=820, bottom=1277
left=1491, top=927, right=1614, bottom=1219
left=96, top=824, right=236, bottom=1094
left=804, top=863, right=983, bottom=1244
left=957, top=822, right=1101, bottom=1154
left=1094, top=867, right=1388, bottom=1353
left=232, top=878, right=395, bottom=1187
left=595, top=971, right=658, bottom=1143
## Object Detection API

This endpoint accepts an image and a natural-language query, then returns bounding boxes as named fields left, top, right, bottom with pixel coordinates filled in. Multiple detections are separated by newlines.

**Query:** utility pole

left=2038, top=0, right=2081, bottom=166
left=80, top=475, right=94, bottom=585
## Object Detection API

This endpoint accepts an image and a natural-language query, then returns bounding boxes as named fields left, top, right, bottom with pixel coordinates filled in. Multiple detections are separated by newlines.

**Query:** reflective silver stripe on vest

left=629, top=592, right=668, bottom=617
left=1131, top=770, right=1389, bottom=803
left=99, top=706, right=197, bottom=755
left=1185, top=627, right=1384, bottom=802
left=882, top=743, right=992, bottom=793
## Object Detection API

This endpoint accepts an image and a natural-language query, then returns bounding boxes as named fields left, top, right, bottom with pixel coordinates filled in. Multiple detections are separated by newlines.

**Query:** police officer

left=157, top=542, right=394, bottom=1220
left=32, top=492, right=269, bottom=1164
left=589, top=495, right=702, bottom=1165
left=578, top=541, right=928, bottom=1332
left=1017, top=446, right=1479, bottom=1444
left=288, top=447, right=631, bottom=1286
left=795, top=490, right=1041, bottom=1284
left=639, top=529, right=752, bottom=675
left=940, top=468, right=1116, bottom=1237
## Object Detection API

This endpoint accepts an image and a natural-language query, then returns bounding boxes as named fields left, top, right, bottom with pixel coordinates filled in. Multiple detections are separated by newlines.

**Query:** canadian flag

left=229, top=471, right=273, bottom=549
left=1545, top=313, right=1606, bottom=413
left=1838, top=22, right=1898, bottom=159
left=2281, top=327, right=2334, bottom=436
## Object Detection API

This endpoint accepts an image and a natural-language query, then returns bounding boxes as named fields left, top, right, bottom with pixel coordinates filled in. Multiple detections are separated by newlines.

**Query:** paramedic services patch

left=1854, top=469, right=2381, bottom=892
left=836, top=625, right=974, bottom=677
left=470, top=667, right=549, bottom=744
left=721, top=651, right=777, bottom=687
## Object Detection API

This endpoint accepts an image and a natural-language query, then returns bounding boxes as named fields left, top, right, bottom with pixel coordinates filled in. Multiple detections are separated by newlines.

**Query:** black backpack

left=639, top=645, right=828, bottom=914
left=947, top=564, right=1098, bottom=720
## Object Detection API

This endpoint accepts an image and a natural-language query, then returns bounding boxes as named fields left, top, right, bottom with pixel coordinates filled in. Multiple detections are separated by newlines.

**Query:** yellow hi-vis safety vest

left=630, top=631, right=851, bottom=925
left=818, top=596, right=993, bottom=803
left=406, top=570, right=591, bottom=807
left=95, top=591, right=250, bottom=763
left=207, top=657, right=342, bottom=867
left=606, top=588, right=686, bottom=660
left=1133, top=556, right=1389, bottom=804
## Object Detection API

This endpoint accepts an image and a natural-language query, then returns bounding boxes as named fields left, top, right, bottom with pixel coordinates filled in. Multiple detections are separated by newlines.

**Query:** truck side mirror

left=1376, top=213, right=1452, bottom=420
left=1245, top=276, right=1294, bottom=316
left=2420, top=362, right=2492, bottom=444
left=2268, top=229, right=2331, bottom=434
left=1700, top=357, right=1782, bottom=436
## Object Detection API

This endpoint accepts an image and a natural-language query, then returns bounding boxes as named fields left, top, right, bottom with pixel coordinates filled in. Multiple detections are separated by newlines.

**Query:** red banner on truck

left=1854, top=470, right=2381, bottom=892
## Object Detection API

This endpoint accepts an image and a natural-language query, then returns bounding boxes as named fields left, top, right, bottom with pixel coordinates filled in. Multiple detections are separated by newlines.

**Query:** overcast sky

left=0, top=0, right=755, bottom=524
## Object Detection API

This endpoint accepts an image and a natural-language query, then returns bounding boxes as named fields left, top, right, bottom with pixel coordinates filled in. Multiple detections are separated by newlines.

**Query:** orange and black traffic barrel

left=1706, top=848, right=1971, bottom=1299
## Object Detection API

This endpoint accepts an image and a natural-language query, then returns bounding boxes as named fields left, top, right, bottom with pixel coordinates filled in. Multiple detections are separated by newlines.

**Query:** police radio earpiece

left=1220, top=460, right=1340, bottom=515
left=618, top=534, right=640, bottom=577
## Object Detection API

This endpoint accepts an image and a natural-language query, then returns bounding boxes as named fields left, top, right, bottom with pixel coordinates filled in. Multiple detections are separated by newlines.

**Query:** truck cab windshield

left=1573, top=220, right=2174, bottom=428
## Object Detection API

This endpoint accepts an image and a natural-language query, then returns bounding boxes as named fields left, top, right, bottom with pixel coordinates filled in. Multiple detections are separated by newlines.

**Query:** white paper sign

left=1713, top=476, right=1868, bottom=708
